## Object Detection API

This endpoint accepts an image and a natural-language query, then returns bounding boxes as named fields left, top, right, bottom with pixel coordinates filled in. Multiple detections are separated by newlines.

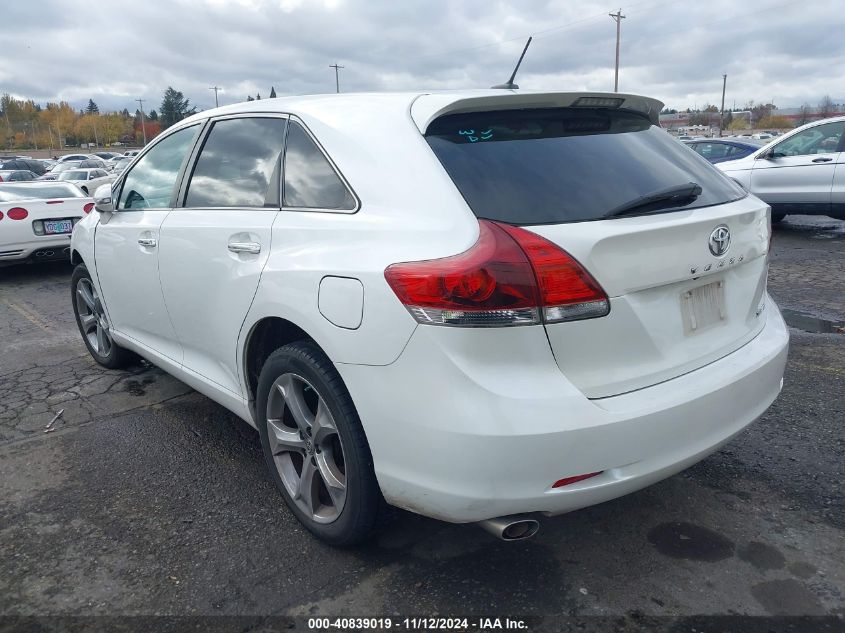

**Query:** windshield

left=425, top=107, right=745, bottom=225
left=52, top=162, right=79, bottom=172
left=58, top=171, right=88, bottom=181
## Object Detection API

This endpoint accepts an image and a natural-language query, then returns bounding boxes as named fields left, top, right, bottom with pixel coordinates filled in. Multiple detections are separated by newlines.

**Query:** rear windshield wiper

left=603, top=182, right=702, bottom=219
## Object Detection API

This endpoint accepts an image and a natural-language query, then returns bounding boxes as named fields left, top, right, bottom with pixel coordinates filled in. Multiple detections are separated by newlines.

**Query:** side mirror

left=93, top=183, right=115, bottom=213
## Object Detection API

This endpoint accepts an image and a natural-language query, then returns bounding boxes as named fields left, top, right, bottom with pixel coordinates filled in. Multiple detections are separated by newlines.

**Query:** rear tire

left=71, top=263, right=136, bottom=369
left=257, top=340, right=381, bottom=546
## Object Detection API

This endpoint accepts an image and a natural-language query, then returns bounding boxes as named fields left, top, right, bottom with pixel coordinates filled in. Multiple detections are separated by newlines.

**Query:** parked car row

left=0, top=153, right=126, bottom=193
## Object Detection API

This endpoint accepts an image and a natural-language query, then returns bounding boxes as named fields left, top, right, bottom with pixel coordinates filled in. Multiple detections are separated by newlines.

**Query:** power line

left=609, top=9, right=626, bottom=92
left=329, top=64, right=344, bottom=93
left=407, top=0, right=661, bottom=64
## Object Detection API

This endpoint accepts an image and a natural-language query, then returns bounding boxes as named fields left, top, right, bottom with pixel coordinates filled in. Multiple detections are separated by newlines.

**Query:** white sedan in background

left=0, top=182, right=93, bottom=264
left=57, top=168, right=115, bottom=195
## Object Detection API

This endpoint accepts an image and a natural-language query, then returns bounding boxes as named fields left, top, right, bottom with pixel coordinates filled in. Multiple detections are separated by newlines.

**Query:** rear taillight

left=384, top=220, right=609, bottom=327
left=0, top=211, right=4, bottom=221
left=496, top=223, right=610, bottom=324
left=83, top=203, right=94, bottom=214
left=7, top=207, right=28, bottom=220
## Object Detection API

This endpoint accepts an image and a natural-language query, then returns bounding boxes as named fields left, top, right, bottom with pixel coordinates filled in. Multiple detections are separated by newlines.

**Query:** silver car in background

left=718, top=115, right=845, bottom=222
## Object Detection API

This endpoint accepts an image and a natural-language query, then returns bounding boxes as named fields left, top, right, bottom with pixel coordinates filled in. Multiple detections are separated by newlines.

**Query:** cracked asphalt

left=0, top=215, right=843, bottom=628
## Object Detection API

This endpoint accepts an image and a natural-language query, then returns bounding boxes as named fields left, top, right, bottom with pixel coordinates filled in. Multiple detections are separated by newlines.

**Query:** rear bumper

left=0, top=235, right=73, bottom=263
left=337, top=295, right=789, bottom=523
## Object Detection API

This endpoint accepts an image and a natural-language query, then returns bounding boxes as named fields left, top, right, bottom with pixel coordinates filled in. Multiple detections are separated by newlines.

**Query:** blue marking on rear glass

left=459, top=129, right=478, bottom=142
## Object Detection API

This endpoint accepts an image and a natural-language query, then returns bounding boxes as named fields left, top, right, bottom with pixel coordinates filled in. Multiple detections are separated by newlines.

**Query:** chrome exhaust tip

left=477, top=514, right=540, bottom=541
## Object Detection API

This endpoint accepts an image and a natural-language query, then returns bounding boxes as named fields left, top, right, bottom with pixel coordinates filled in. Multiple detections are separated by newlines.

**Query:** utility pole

left=135, top=98, right=147, bottom=146
left=719, top=74, right=727, bottom=137
left=209, top=86, right=220, bottom=108
left=609, top=9, right=625, bottom=92
left=29, top=121, right=38, bottom=151
left=329, top=63, right=344, bottom=93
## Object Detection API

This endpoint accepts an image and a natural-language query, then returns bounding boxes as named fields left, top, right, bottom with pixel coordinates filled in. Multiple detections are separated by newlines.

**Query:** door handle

left=138, top=237, right=157, bottom=247
left=812, top=157, right=833, bottom=163
left=228, top=241, right=261, bottom=254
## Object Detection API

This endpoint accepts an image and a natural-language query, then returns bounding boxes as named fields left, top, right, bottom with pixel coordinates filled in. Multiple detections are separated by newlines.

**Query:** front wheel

left=71, top=263, right=136, bottom=368
left=257, top=341, right=381, bottom=545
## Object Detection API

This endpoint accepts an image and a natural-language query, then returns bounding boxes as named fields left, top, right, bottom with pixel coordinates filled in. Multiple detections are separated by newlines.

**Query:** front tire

left=71, top=263, right=136, bottom=368
left=257, top=341, right=381, bottom=546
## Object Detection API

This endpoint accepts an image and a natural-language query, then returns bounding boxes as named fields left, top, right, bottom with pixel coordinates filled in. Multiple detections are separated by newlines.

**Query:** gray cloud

left=2, top=0, right=842, bottom=113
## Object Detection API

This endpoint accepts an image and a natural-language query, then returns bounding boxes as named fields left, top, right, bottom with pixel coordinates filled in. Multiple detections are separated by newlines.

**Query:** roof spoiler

left=411, top=92, right=664, bottom=133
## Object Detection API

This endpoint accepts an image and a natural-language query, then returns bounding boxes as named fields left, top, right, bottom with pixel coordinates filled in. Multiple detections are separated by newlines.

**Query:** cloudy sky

left=2, top=0, right=842, bottom=114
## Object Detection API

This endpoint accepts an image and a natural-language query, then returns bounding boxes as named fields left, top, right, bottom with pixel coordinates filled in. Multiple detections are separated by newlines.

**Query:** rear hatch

left=423, top=98, right=771, bottom=398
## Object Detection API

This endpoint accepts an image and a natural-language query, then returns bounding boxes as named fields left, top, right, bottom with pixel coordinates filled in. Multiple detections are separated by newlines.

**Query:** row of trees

left=662, top=95, right=842, bottom=130
left=246, top=86, right=277, bottom=102
left=1, top=87, right=198, bottom=150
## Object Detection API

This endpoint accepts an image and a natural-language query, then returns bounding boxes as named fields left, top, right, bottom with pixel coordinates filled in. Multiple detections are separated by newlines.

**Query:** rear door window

left=184, top=117, right=286, bottom=208
left=282, top=122, right=356, bottom=210
left=425, top=108, right=745, bottom=225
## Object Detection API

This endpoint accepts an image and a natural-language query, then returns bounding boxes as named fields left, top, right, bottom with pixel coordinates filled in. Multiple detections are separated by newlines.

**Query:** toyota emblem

left=709, top=225, right=731, bottom=257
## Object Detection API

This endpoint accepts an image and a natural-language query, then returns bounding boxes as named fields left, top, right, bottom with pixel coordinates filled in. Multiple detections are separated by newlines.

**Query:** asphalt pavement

left=0, top=216, right=843, bottom=630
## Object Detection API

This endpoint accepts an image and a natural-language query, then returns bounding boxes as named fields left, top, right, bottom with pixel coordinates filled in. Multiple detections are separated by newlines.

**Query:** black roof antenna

left=492, top=36, right=533, bottom=90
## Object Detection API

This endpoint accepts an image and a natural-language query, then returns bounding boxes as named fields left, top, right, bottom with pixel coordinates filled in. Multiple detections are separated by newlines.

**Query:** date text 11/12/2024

left=308, top=617, right=529, bottom=630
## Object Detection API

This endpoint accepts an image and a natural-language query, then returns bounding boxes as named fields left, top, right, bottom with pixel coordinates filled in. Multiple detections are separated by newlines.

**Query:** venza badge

left=708, top=225, right=731, bottom=256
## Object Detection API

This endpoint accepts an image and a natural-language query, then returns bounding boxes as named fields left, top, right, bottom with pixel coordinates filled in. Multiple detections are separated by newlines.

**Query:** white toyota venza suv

left=70, top=91, right=789, bottom=545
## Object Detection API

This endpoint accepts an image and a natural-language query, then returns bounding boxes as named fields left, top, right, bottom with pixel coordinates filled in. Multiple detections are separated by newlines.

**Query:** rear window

left=0, top=183, right=84, bottom=199
left=425, top=108, right=745, bottom=225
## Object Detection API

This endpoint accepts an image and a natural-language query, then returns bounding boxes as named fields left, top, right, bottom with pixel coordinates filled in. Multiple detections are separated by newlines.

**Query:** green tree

left=159, top=87, right=196, bottom=129
left=256, top=93, right=261, bottom=100
left=86, top=99, right=99, bottom=114
left=148, top=109, right=159, bottom=121
left=269, top=86, right=277, bottom=98
left=246, top=95, right=254, bottom=102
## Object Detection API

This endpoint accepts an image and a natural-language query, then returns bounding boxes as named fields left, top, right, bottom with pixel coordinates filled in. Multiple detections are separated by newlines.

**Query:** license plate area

left=42, top=219, right=74, bottom=235
left=681, top=280, right=726, bottom=334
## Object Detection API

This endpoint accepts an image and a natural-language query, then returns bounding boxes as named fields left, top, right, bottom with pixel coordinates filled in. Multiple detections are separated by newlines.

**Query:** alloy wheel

left=266, top=373, right=347, bottom=523
left=75, top=277, right=112, bottom=358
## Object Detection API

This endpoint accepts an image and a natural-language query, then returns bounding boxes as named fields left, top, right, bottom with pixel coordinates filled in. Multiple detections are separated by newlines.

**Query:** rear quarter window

left=425, top=108, right=745, bottom=225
